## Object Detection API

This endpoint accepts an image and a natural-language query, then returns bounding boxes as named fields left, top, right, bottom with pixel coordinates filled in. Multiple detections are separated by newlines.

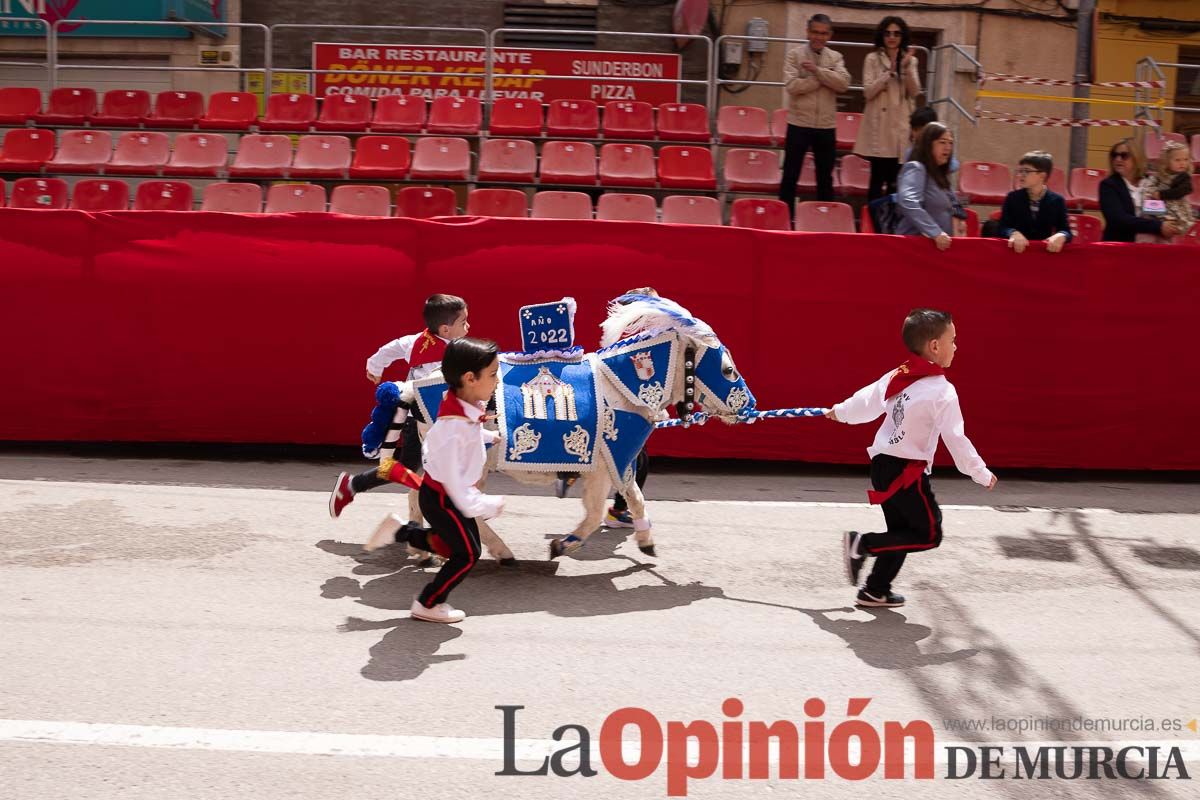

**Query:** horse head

left=600, top=293, right=755, bottom=423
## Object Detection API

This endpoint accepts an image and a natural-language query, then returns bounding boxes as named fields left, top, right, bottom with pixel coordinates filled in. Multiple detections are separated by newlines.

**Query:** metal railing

left=713, top=35, right=935, bottom=119
left=0, top=17, right=50, bottom=87
left=928, top=44, right=982, bottom=129
left=1134, top=57, right=1167, bottom=126
left=49, top=20, right=269, bottom=90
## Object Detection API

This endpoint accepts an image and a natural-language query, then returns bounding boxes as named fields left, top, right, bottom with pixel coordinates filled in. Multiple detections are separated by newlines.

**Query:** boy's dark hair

left=423, top=294, right=467, bottom=332
left=808, top=13, right=833, bottom=28
left=442, top=337, right=497, bottom=389
left=911, top=121, right=952, bottom=189
left=903, top=309, right=954, bottom=355
left=909, top=106, right=937, bottom=130
left=1019, top=150, right=1053, bottom=175
left=874, top=15, right=911, bottom=53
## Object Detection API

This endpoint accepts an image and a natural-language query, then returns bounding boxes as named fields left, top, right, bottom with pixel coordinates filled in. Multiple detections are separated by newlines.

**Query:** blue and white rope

left=654, top=406, right=829, bottom=429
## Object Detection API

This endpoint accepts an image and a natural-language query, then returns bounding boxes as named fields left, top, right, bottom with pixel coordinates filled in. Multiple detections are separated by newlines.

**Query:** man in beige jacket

left=779, top=14, right=851, bottom=212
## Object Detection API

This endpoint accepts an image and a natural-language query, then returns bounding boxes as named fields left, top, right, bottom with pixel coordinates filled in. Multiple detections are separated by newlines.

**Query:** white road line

left=1, top=719, right=1197, bottom=766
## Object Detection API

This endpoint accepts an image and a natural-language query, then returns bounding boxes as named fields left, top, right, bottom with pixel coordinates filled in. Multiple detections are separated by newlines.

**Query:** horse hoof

left=549, top=539, right=564, bottom=559
left=639, top=544, right=657, bottom=557
left=499, top=557, right=518, bottom=567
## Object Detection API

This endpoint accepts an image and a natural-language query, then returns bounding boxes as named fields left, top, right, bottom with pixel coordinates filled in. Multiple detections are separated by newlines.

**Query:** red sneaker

left=329, top=471, right=354, bottom=518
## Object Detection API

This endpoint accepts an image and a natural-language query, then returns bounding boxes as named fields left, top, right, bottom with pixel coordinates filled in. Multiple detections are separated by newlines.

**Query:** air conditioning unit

left=198, top=45, right=240, bottom=67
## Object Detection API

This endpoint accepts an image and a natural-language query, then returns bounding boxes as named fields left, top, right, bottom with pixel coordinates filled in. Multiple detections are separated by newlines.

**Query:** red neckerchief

left=408, top=329, right=447, bottom=368
left=885, top=357, right=944, bottom=400
left=436, top=390, right=483, bottom=423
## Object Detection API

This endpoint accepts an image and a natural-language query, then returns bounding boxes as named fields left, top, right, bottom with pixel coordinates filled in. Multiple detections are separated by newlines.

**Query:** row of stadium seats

left=956, top=160, right=1200, bottom=210
left=0, top=86, right=866, bottom=147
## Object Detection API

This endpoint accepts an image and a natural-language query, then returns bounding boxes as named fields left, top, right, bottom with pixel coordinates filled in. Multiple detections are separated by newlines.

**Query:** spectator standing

left=855, top=16, right=922, bottom=200
left=779, top=14, right=851, bottom=213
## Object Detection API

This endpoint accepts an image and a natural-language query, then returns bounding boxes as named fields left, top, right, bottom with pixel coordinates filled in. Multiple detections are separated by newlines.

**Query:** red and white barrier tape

left=980, top=72, right=1164, bottom=89
left=977, top=110, right=1160, bottom=128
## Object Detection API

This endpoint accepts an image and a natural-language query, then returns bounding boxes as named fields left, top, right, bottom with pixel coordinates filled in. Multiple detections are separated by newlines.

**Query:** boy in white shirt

left=329, top=294, right=470, bottom=518
left=827, top=308, right=997, bottom=608
left=365, top=337, right=504, bottom=624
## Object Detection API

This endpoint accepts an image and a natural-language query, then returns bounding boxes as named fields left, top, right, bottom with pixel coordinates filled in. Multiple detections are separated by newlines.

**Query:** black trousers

left=410, top=480, right=481, bottom=608
left=858, top=454, right=943, bottom=595
left=779, top=124, right=837, bottom=210
left=865, top=156, right=901, bottom=201
left=350, top=416, right=423, bottom=493
left=612, top=448, right=650, bottom=512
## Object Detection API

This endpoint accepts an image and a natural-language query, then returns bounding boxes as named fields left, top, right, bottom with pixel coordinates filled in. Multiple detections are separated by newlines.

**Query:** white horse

left=395, top=294, right=755, bottom=562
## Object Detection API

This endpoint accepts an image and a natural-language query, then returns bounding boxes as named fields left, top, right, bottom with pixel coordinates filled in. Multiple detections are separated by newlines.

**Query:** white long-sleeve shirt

left=832, top=368, right=994, bottom=487
left=366, top=332, right=447, bottom=381
left=421, top=395, right=504, bottom=520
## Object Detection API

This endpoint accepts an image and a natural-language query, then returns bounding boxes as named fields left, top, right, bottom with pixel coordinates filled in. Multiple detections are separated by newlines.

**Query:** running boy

left=365, top=337, right=504, bottom=624
left=827, top=308, right=996, bottom=608
left=329, top=294, right=470, bottom=518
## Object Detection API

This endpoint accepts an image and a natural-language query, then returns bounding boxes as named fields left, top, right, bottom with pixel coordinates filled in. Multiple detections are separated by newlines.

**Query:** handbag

left=868, top=193, right=903, bottom=234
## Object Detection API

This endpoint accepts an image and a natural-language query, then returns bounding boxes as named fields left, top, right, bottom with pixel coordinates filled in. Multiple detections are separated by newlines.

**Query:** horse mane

left=599, top=294, right=717, bottom=348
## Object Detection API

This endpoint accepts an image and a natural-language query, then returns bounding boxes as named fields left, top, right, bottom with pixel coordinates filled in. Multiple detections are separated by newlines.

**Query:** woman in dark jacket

left=999, top=150, right=1072, bottom=254
left=1099, top=138, right=1181, bottom=242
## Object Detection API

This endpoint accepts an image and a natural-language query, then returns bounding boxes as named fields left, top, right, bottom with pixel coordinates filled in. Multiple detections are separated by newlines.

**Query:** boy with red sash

left=826, top=308, right=996, bottom=608
left=329, top=294, right=470, bottom=517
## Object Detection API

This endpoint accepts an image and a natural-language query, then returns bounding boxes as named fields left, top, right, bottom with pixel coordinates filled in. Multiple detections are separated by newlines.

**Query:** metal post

left=1069, top=0, right=1096, bottom=171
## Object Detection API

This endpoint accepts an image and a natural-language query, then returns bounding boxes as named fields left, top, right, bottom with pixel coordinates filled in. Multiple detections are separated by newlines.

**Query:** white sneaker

left=410, top=599, right=466, bottom=624
left=364, top=513, right=404, bottom=552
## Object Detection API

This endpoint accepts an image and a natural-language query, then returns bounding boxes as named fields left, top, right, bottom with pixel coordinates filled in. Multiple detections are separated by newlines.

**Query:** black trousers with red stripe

left=410, top=480, right=481, bottom=608
left=859, top=454, right=944, bottom=595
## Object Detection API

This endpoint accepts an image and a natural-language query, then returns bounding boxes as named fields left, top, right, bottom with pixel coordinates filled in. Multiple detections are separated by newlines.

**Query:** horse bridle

left=676, top=345, right=696, bottom=426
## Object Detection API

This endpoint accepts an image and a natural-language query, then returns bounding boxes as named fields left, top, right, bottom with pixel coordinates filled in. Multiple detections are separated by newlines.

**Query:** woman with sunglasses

left=853, top=16, right=922, bottom=200
left=1099, top=138, right=1181, bottom=242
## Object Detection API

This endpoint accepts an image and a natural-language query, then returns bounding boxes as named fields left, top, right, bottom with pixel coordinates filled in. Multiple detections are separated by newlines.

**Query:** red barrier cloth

left=0, top=210, right=1194, bottom=469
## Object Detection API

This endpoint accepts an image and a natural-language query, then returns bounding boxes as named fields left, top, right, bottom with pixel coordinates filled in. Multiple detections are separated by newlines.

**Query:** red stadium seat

left=797, top=153, right=817, bottom=192
left=107, top=131, right=170, bottom=175
left=330, top=185, right=391, bottom=217
left=546, top=100, right=598, bottom=138
left=1067, top=213, right=1102, bottom=244
left=478, top=138, right=536, bottom=183
left=349, top=136, right=411, bottom=179
left=723, top=148, right=780, bottom=192
left=730, top=197, right=791, bottom=231
left=0, top=178, right=5, bottom=207
left=1068, top=167, right=1106, bottom=210
left=794, top=201, right=855, bottom=233
left=290, top=135, right=351, bottom=178
left=201, top=182, right=263, bottom=213
left=531, top=190, right=592, bottom=220
left=835, top=112, right=861, bottom=151
left=428, top=96, right=482, bottom=135
left=9, top=177, right=67, bottom=209
left=1189, top=174, right=1200, bottom=212
left=0, top=87, right=41, bottom=124
left=657, top=145, right=716, bottom=190
left=396, top=186, right=456, bottom=218
left=838, top=153, right=870, bottom=197
left=598, top=143, right=655, bottom=188
left=34, top=87, right=96, bottom=125
left=259, top=92, right=317, bottom=131
left=540, top=141, right=597, bottom=185
left=265, top=183, right=326, bottom=213
left=145, top=91, right=204, bottom=128
left=70, top=179, right=129, bottom=211
left=964, top=208, right=980, bottom=237
left=46, top=129, right=112, bottom=174
left=1192, top=134, right=1200, bottom=169
left=90, top=89, right=150, bottom=127
left=0, top=129, right=54, bottom=172
left=596, top=193, right=656, bottom=222
left=199, top=92, right=258, bottom=130
left=371, top=95, right=425, bottom=132
left=228, top=134, right=293, bottom=178
left=488, top=98, right=542, bottom=136
left=1180, top=221, right=1200, bottom=246
left=661, top=195, right=722, bottom=226
left=164, top=133, right=228, bottom=177
left=717, top=106, right=771, bottom=145
left=1144, top=130, right=1186, bottom=161
left=959, top=161, right=1011, bottom=204
left=602, top=101, right=653, bottom=140
left=770, top=108, right=788, bottom=145
left=466, top=188, right=527, bottom=218
left=410, top=137, right=470, bottom=180
left=657, top=103, right=709, bottom=142
left=859, top=204, right=875, bottom=233
left=315, top=93, right=371, bottom=131
left=134, top=180, right=193, bottom=211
